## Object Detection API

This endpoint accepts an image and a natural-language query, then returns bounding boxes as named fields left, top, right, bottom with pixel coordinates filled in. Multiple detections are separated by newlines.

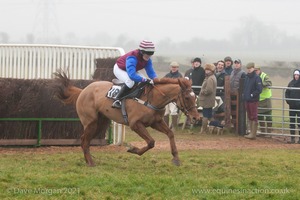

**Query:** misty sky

left=0, top=0, right=299, bottom=43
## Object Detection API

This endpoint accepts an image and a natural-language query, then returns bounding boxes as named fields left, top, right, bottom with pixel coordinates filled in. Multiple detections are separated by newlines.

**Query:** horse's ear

left=178, top=78, right=186, bottom=89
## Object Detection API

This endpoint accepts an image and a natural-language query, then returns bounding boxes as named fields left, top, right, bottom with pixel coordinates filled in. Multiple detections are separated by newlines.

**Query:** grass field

left=0, top=76, right=299, bottom=200
left=0, top=129, right=299, bottom=200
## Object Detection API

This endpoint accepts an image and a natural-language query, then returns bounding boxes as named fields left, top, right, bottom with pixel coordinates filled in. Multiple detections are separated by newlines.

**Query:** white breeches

left=113, top=64, right=146, bottom=88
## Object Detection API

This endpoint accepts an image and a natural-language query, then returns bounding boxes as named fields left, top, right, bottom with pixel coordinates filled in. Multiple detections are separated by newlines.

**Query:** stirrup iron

left=112, top=100, right=121, bottom=108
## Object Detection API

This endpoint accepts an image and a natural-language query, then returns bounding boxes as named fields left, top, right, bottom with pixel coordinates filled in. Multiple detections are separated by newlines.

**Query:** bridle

left=177, top=88, right=197, bottom=116
left=143, top=84, right=197, bottom=114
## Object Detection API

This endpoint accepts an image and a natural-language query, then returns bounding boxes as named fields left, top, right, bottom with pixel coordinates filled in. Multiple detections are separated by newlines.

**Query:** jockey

left=112, top=40, right=158, bottom=108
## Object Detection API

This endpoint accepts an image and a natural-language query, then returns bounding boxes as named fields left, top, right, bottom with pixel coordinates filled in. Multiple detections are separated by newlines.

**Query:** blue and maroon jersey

left=116, top=49, right=157, bottom=82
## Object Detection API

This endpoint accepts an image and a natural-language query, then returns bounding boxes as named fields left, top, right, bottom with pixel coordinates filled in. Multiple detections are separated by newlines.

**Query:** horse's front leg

left=151, top=119, right=180, bottom=166
left=128, top=122, right=155, bottom=156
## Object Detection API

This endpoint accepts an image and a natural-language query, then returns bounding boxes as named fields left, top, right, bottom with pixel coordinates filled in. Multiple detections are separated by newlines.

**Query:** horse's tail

left=53, top=69, right=82, bottom=106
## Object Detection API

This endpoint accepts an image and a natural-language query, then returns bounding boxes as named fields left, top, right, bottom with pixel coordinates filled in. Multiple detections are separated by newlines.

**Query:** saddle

left=106, top=79, right=149, bottom=125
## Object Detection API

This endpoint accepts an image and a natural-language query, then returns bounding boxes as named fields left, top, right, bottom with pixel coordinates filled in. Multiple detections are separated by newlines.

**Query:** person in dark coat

left=184, top=57, right=205, bottom=128
left=184, top=57, right=205, bottom=96
left=243, top=62, right=262, bottom=139
left=224, top=56, right=233, bottom=75
left=215, top=60, right=226, bottom=99
left=285, top=69, right=300, bottom=144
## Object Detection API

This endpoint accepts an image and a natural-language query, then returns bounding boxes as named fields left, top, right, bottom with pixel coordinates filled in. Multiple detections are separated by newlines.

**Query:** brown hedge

left=0, top=57, right=118, bottom=140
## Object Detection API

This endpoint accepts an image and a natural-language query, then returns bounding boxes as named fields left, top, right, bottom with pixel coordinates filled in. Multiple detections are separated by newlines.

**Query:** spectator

left=255, top=66, right=273, bottom=134
left=215, top=60, right=226, bottom=100
left=230, top=59, right=246, bottom=129
left=224, top=56, right=233, bottom=75
left=184, top=57, right=205, bottom=96
left=285, top=69, right=300, bottom=144
left=184, top=59, right=194, bottom=78
left=163, top=61, right=183, bottom=131
left=199, top=63, right=217, bottom=134
left=243, top=62, right=263, bottom=140
left=230, top=59, right=246, bottom=92
left=184, top=57, right=205, bottom=128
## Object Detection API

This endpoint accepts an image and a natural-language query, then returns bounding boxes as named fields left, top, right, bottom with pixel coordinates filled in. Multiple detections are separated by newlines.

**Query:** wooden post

left=238, top=78, right=246, bottom=135
left=224, top=75, right=231, bottom=128
left=234, top=91, right=239, bottom=134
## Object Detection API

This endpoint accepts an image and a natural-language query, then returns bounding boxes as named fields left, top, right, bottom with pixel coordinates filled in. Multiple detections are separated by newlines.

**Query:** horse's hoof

left=87, top=162, right=96, bottom=167
left=127, top=146, right=138, bottom=154
left=125, top=143, right=133, bottom=149
left=127, top=148, right=133, bottom=153
left=172, top=159, right=181, bottom=166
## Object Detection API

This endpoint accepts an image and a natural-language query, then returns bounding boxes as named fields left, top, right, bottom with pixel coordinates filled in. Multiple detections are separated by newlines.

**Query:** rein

left=141, top=84, right=169, bottom=111
left=143, top=84, right=196, bottom=114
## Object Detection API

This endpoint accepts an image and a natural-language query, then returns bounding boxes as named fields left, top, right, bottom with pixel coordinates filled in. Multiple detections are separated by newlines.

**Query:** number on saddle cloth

left=107, top=85, right=122, bottom=99
left=107, top=78, right=125, bottom=99
left=107, top=81, right=147, bottom=100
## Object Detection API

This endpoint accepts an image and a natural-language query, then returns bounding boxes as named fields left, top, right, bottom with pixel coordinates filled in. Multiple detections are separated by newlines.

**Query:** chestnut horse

left=53, top=70, right=200, bottom=166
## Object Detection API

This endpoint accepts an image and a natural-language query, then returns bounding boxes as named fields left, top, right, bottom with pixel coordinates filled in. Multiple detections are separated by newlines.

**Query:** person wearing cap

left=230, top=59, right=246, bottom=92
left=224, top=56, right=233, bottom=75
left=285, top=69, right=300, bottom=144
left=230, top=59, right=246, bottom=129
left=112, top=40, right=158, bottom=108
left=184, top=57, right=205, bottom=96
left=254, top=66, right=273, bottom=134
left=243, top=62, right=263, bottom=140
left=198, top=63, right=217, bottom=134
left=163, top=61, right=183, bottom=131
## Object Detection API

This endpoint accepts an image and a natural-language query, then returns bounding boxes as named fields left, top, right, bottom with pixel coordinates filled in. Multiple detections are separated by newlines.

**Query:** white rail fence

left=0, top=44, right=125, bottom=79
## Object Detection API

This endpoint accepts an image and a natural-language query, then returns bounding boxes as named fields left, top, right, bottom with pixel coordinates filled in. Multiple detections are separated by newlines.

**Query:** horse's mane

left=154, top=77, right=191, bottom=88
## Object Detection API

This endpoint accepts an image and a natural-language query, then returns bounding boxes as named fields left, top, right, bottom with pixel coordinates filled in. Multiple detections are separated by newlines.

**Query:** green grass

left=0, top=143, right=299, bottom=199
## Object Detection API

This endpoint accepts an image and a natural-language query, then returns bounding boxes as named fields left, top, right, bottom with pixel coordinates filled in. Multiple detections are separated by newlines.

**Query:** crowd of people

left=112, top=40, right=300, bottom=144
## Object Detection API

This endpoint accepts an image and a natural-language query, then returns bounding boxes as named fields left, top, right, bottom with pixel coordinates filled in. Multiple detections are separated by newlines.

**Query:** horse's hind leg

left=81, top=114, right=111, bottom=166
left=81, top=120, right=98, bottom=167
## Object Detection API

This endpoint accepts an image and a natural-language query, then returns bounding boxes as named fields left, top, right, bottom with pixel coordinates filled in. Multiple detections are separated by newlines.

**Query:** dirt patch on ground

left=130, top=136, right=300, bottom=151
left=0, top=136, right=299, bottom=155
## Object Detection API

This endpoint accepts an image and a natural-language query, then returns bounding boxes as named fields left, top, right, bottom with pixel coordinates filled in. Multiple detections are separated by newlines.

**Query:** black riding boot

left=112, top=85, right=130, bottom=108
